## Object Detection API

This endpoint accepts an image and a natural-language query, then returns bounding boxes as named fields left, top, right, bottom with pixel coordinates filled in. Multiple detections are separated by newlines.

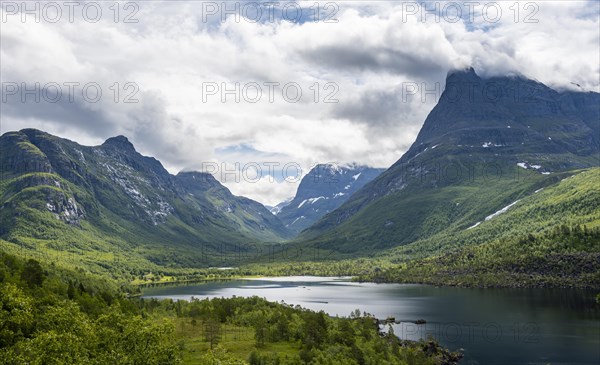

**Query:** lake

left=141, top=276, right=600, bottom=365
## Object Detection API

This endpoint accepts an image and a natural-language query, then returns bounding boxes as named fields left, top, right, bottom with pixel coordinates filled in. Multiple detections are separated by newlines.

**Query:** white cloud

left=224, top=174, right=297, bottom=207
left=1, top=0, right=597, bottom=205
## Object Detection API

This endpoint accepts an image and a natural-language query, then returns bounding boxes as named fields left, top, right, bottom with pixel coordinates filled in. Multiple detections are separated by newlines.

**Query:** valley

left=1, top=68, right=599, bottom=364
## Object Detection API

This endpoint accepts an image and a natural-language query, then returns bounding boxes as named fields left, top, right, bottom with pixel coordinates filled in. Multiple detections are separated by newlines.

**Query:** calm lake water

left=142, top=276, right=600, bottom=365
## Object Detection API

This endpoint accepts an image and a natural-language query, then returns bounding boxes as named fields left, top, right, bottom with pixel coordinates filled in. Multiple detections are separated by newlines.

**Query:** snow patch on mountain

left=517, top=162, right=548, bottom=174
left=485, top=200, right=521, bottom=221
left=288, top=216, right=305, bottom=226
left=482, top=142, right=503, bottom=148
left=298, top=196, right=326, bottom=208
left=466, top=221, right=481, bottom=230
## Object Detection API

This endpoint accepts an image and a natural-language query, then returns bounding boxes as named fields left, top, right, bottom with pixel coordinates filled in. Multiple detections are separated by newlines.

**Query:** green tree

left=20, top=259, right=45, bottom=288
left=0, top=283, right=34, bottom=347
left=203, top=317, right=222, bottom=350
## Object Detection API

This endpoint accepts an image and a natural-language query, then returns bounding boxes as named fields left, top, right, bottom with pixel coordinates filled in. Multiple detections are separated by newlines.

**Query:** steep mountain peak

left=102, top=135, right=136, bottom=152
left=443, top=67, right=545, bottom=94
left=410, top=67, right=599, bottom=151
left=20, top=128, right=51, bottom=138
left=298, top=71, right=599, bottom=252
left=446, top=67, right=533, bottom=84
left=446, top=66, right=479, bottom=81
left=277, top=163, right=384, bottom=234
left=313, top=162, right=372, bottom=176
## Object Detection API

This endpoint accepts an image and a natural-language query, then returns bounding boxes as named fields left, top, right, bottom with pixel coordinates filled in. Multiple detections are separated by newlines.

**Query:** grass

left=172, top=319, right=298, bottom=364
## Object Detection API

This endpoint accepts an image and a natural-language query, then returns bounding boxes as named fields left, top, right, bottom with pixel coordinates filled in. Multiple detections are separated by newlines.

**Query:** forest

left=0, top=252, right=461, bottom=364
left=361, top=225, right=600, bottom=288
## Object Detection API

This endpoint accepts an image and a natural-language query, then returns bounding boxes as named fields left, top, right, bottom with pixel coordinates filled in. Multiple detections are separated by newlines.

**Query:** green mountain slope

left=362, top=168, right=600, bottom=288
left=297, top=68, right=600, bottom=254
left=0, top=129, right=291, bottom=272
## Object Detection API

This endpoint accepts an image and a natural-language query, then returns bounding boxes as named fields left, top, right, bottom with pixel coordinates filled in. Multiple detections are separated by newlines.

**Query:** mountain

left=362, top=168, right=600, bottom=288
left=0, top=129, right=291, bottom=270
left=297, top=68, right=600, bottom=254
left=266, top=197, right=292, bottom=215
left=274, top=164, right=384, bottom=234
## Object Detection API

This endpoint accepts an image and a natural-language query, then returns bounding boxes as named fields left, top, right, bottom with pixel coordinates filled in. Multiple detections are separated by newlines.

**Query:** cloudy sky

left=1, top=0, right=598, bottom=205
